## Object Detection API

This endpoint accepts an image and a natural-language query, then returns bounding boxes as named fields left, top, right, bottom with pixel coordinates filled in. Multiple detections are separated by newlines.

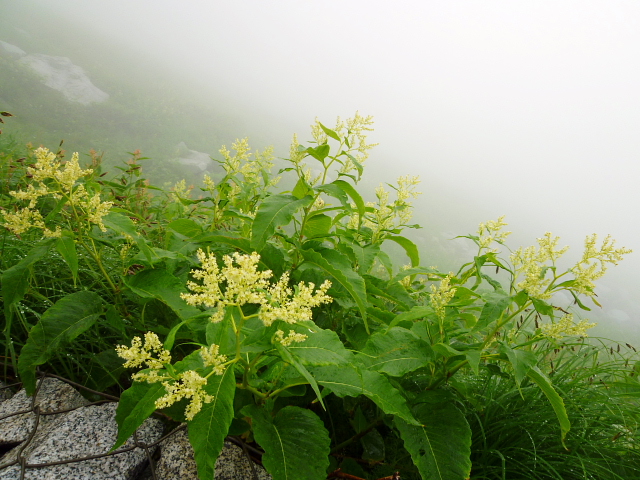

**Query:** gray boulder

left=18, top=52, right=109, bottom=105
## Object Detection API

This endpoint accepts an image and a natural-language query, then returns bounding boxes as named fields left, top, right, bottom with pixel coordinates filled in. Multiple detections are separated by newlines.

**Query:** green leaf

left=349, top=243, right=380, bottom=274
left=499, top=344, right=538, bottom=385
left=432, top=343, right=464, bottom=359
left=532, top=297, right=555, bottom=317
left=55, top=232, right=78, bottom=284
left=275, top=343, right=325, bottom=408
left=386, top=235, right=420, bottom=267
left=473, top=292, right=512, bottom=332
left=527, top=366, right=570, bottom=446
left=306, top=144, right=331, bottom=161
left=331, top=180, right=365, bottom=221
left=125, top=268, right=201, bottom=320
left=315, top=183, right=349, bottom=209
left=2, top=238, right=55, bottom=319
left=357, top=327, right=433, bottom=377
left=319, top=122, right=341, bottom=142
left=292, top=177, right=313, bottom=200
left=18, top=291, right=103, bottom=395
left=189, top=366, right=236, bottom=480
left=285, top=323, right=353, bottom=366
left=310, top=365, right=419, bottom=426
left=167, top=218, right=203, bottom=238
left=102, top=212, right=153, bottom=262
left=251, top=194, right=313, bottom=251
left=112, top=381, right=166, bottom=451
left=302, top=214, right=332, bottom=238
left=299, top=248, right=369, bottom=333
left=243, top=405, right=331, bottom=480
left=395, top=391, right=472, bottom=480
left=388, top=306, right=434, bottom=329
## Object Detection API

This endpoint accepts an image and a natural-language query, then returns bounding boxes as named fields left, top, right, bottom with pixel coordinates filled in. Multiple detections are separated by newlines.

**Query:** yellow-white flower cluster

left=540, top=314, right=596, bottom=340
left=511, top=233, right=568, bottom=300
left=116, top=332, right=228, bottom=421
left=275, top=329, right=308, bottom=346
left=181, top=250, right=332, bottom=326
left=2, top=147, right=113, bottom=236
left=219, top=138, right=279, bottom=193
left=570, top=234, right=632, bottom=297
left=310, top=112, right=378, bottom=174
left=430, top=273, right=457, bottom=320
left=477, top=216, right=512, bottom=251
left=351, top=176, right=421, bottom=240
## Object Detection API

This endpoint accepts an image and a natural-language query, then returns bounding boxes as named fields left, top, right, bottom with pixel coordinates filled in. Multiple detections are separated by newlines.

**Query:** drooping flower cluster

left=540, top=314, right=596, bottom=340
left=181, top=250, right=332, bottom=326
left=2, top=147, right=113, bottom=236
left=116, top=332, right=228, bottom=420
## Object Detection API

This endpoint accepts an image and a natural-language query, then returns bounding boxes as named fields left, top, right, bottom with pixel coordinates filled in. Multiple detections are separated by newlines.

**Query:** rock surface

left=0, top=39, right=109, bottom=105
left=0, top=378, right=271, bottom=480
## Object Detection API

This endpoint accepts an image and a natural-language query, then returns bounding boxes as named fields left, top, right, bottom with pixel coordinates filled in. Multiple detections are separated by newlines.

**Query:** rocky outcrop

left=0, top=40, right=109, bottom=105
left=175, top=142, right=213, bottom=172
left=0, top=377, right=269, bottom=480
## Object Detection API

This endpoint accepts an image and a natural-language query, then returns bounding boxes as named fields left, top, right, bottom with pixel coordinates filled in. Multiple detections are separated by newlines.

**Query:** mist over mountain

left=2, top=0, right=639, bottom=343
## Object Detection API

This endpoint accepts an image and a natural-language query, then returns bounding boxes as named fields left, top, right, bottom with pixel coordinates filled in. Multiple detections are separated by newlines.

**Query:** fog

left=3, top=0, right=640, bottom=341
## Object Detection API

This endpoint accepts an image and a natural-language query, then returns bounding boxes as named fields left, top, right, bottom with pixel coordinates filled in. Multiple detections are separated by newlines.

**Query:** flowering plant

left=3, top=115, right=637, bottom=480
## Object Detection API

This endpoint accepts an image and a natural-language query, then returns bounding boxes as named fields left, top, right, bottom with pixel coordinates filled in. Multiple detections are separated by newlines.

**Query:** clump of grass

left=467, top=339, right=640, bottom=479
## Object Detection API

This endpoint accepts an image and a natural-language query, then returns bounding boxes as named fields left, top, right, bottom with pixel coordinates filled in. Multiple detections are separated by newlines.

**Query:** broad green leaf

left=250, top=194, right=313, bottom=251
left=386, top=235, right=420, bottom=267
left=395, top=391, right=472, bottom=480
left=306, top=144, right=331, bottom=161
left=243, top=405, right=331, bottom=480
left=292, top=177, right=313, bottom=199
left=500, top=344, right=538, bottom=385
left=300, top=247, right=369, bottom=333
left=310, top=365, right=419, bottom=425
left=349, top=243, right=380, bottom=274
left=464, top=349, right=482, bottom=375
left=55, top=232, right=78, bottom=284
left=285, top=323, right=352, bottom=366
left=357, top=327, right=433, bottom=377
left=532, top=297, right=555, bottom=317
left=473, top=292, right=512, bottom=332
left=315, top=183, right=349, bottom=209
left=432, top=343, right=464, bottom=359
left=125, top=268, right=201, bottom=320
left=527, top=366, right=570, bottom=446
left=276, top=343, right=325, bottom=408
left=332, top=180, right=365, bottom=221
left=167, top=218, right=203, bottom=238
left=302, top=214, right=332, bottom=238
left=319, top=122, right=341, bottom=141
left=392, top=266, right=436, bottom=285
left=388, top=306, right=434, bottom=329
left=102, top=212, right=153, bottom=262
left=112, top=380, right=166, bottom=451
left=2, top=238, right=55, bottom=319
left=18, top=291, right=103, bottom=395
left=189, top=366, right=236, bottom=480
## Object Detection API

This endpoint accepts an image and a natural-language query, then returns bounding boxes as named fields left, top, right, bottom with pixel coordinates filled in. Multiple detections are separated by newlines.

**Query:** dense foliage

left=1, top=114, right=639, bottom=479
